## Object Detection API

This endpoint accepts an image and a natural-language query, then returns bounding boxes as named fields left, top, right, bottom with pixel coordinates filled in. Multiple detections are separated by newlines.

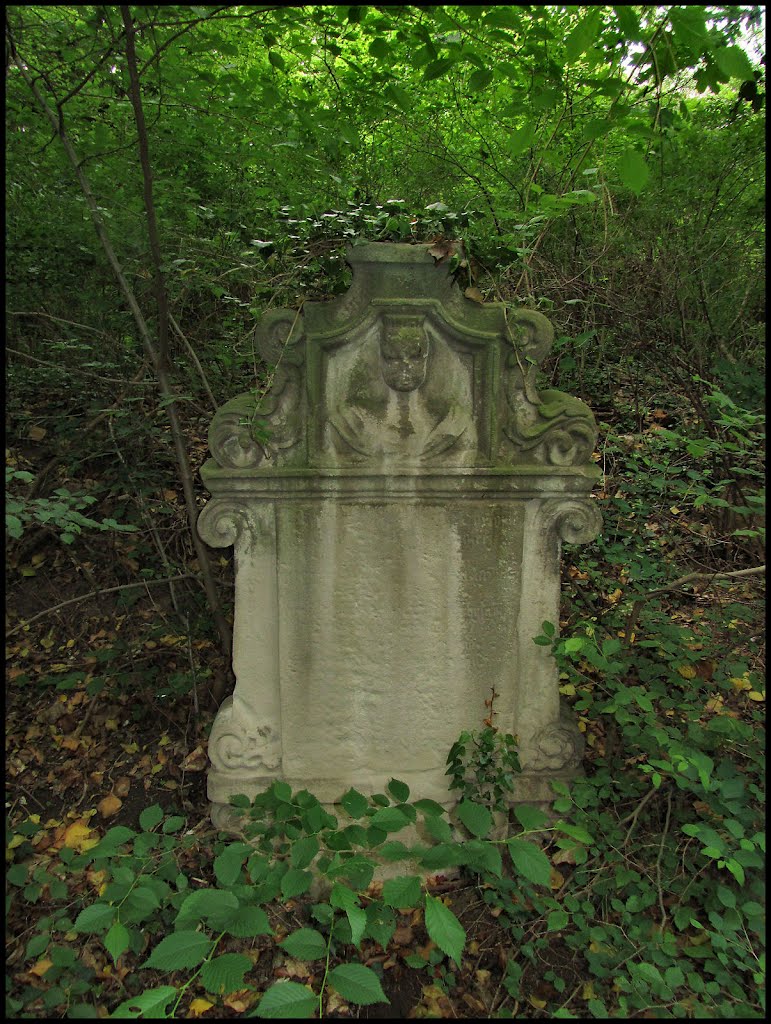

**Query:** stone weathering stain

left=198, top=242, right=601, bottom=825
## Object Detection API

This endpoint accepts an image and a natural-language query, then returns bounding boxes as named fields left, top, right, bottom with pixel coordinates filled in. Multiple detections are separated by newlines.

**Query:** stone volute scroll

left=198, top=241, right=602, bottom=825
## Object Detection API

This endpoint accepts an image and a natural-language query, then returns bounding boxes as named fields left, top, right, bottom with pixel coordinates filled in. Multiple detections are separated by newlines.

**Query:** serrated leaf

left=547, top=910, right=570, bottom=931
left=346, top=905, right=367, bottom=948
left=387, top=778, right=410, bottom=802
left=111, top=986, right=178, bottom=1019
left=365, top=904, right=396, bottom=949
left=462, top=839, right=502, bottom=878
left=369, top=807, right=409, bottom=832
left=514, top=805, right=549, bottom=831
left=268, top=50, right=286, bottom=71
left=328, top=964, right=389, bottom=1006
left=565, top=8, right=601, bottom=63
left=290, top=835, right=319, bottom=869
left=412, top=798, right=446, bottom=817
left=214, top=842, right=251, bottom=887
left=329, top=883, right=359, bottom=911
left=469, top=68, right=493, bottom=92
left=714, top=45, right=755, bottom=81
left=368, top=37, right=390, bottom=61
left=281, top=868, right=313, bottom=899
left=200, top=952, right=252, bottom=996
left=424, top=894, right=466, bottom=967
left=73, top=903, right=115, bottom=934
left=507, top=838, right=552, bottom=887
left=254, top=980, right=317, bottom=1019
left=423, top=57, right=456, bottom=82
left=175, top=889, right=239, bottom=930
left=139, top=805, right=164, bottom=831
left=424, top=814, right=453, bottom=843
left=340, top=788, right=369, bottom=818
left=221, top=904, right=272, bottom=938
left=555, top=822, right=592, bottom=844
left=280, top=928, right=328, bottom=961
left=104, top=921, right=131, bottom=964
left=618, top=148, right=650, bottom=195
left=382, top=875, right=422, bottom=909
left=456, top=800, right=493, bottom=838
left=142, top=930, right=213, bottom=971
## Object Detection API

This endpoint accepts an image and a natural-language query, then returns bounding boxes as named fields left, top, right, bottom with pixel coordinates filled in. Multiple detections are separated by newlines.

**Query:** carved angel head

left=378, top=316, right=429, bottom=392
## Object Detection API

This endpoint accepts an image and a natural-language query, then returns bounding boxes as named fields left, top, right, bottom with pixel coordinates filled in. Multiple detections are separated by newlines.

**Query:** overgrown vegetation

left=6, top=4, right=765, bottom=1019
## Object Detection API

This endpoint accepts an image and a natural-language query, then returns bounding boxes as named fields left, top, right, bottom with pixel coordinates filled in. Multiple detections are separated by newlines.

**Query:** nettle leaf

left=387, top=778, right=410, bottom=803
left=424, top=894, right=466, bottom=967
left=73, top=903, right=116, bottom=934
left=280, top=928, right=328, bottom=961
left=214, top=842, right=251, bottom=887
left=328, top=964, right=389, bottom=1005
left=714, top=45, right=755, bottom=81
left=456, top=800, right=493, bottom=838
left=618, top=149, right=650, bottom=195
left=254, top=980, right=317, bottom=1019
left=382, top=875, right=422, bottom=909
left=141, top=930, right=213, bottom=971
left=111, top=986, right=178, bottom=1019
left=507, top=838, right=552, bottom=887
left=104, top=921, right=131, bottom=964
left=200, top=952, right=252, bottom=996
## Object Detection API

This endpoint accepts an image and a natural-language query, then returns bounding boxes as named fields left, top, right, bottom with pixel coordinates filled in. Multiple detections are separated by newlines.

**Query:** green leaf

left=141, top=931, right=213, bottom=971
left=368, top=38, right=390, bottom=61
left=369, top=807, right=410, bottom=832
left=423, top=57, right=456, bottom=82
left=7, top=864, right=27, bottom=886
left=618, top=149, right=650, bottom=195
left=412, top=798, right=446, bottom=817
left=280, top=928, right=328, bottom=961
left=456, top=800, right=493, bottom=839
left=385, top=84, right=412, bottom=112
left=507, top=838, right=552, bottom=887
left=328, top=964, right=389, bottom=1006
left=268, top=51, right=286, bottom=72
left=254, top=980, right=317, bottom=1018
left=104, top=922, right=131, bottom=964
left=200, top=952, right=252, bottom=996
left=222, top=905, right=272, bottom=938
left=424, top=814, right=453, bottom=843
left=382, top=875, right=422, bottom=908
left=387, top=779, right=410, bottom=802
left=214, top=842, right=251, bottom=887
left=175, top=889, right=239, bottom=930
left=469, top=68, right=493, bottom=92
left=340, top=788, right=369, bottom=818
left=424, top=894, right=466, bottom=967
left=139, top=805, right=164, bottom=832
left=365, top=904, right=396, bottom=949
left=547, top=910, right=570, bottom=931
left=714, top=46, right=755, bottom=81
left=565, top=9, right=601, bottom=63
left=614, top=5, right=641, bottom=40
left=555, top=822, right=592, bottom=844
left=73, top=903, right=116, bottom=934
left=514, top=805, right=549, bottom=831
left=281, top=868, right=313, bottom=899
left=290, top=835, right=320, bottom=870
left=462, top=840, right=502, bottom=878
left=111, top=986, right=178, bottom=1019
left=507, top=124, right=535, bottom=156
left=330, top=883, right=359, bottom=912
left=346, top=905, right=367, bottom=948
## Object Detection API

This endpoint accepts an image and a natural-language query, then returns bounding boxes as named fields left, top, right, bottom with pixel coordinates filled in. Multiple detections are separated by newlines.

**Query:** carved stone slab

left=199, top=242, right=601, bottom=823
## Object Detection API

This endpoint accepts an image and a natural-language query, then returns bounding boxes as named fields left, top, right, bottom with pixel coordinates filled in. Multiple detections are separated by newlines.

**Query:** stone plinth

left=199, top=242, right=601, bottom=825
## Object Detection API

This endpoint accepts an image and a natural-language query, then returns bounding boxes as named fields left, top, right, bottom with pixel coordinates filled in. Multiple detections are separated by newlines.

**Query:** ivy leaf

left=141, top=931, right=213, bottom=971
left=424, top=894, right=466, bottom=967
left=328, top=964, right=389, bottom=1005
left=200, top=952, right=252, bottom=996
left=618, top=148, right=650, bottom=195
left=254, top=980, right=317, bottom=1018
left=507, top=838, right=552, bottom=887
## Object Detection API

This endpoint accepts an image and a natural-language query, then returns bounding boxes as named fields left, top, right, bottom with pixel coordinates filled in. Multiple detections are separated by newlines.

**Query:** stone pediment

left=206, top=242, right=598, bottom=472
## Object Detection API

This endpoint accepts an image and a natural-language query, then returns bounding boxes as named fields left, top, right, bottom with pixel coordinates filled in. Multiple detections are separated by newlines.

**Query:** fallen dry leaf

left=181, top=746, right=208, bottom=772
left=98, top=794, right=123, bottom=819
left=464, top=285, right=485, bottom=304
left=188, top=998, right=214, bottom=1016
left=113, top=777, right=132, bottom=798
left=30, top=959, right=53, bottom=977
left=63, top=821, right=99, bottom=852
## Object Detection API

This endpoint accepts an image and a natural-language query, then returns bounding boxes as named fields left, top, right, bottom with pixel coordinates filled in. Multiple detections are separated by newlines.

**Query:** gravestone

left=198, top=242, right=601, bottom=827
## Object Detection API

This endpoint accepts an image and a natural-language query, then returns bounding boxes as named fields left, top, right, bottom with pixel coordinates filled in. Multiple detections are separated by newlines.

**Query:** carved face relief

left=378, top=319, right=429, bottom=392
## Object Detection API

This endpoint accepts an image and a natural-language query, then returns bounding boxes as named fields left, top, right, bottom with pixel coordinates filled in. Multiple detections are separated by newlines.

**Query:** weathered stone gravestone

left=199, top=242, right=601, bottom=827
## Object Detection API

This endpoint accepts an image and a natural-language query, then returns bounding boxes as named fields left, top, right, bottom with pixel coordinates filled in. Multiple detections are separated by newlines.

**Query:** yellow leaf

left=30, top=958, right=53, bottom=977
left=730, top=674, right=753, bottom=692
left=582, top=982, right=596, bottom=1000
left=677, top=664, right=696, bottom=679
left=63, top=822, right=99, bottom=852
left=577, top=719, right=587, bottom=733
left=105, top=719, right=119, bottom=731
left=189, top=998, right=214, bottom=1017
left=98, top=794, right=123, bottom=819
left=28, top=425, right=47, bottom=441
left=747, top=691, right=765, bottom=702
left=464, top=286, right=485, bottom=304
left=158, top=734, right=171, bottom=747
left=607, top=588, right=622, bottom=604
left=152, top=763, right=164, bottom=774
left=122, top=742, right=139, bottom=754
left=550, top=867, right=565, bottom=889
left=529, top=995, right=547, bottom=1009
left=670, top=506, right=681, bottom=514
left=8, top=833, right=25, bottom=851
left=559, top=684, right=576, bottom=696
left=162, top=489, right=177, bottom=502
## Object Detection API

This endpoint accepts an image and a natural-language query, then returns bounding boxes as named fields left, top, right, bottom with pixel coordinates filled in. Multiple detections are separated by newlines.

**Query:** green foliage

left=446, top=723, right=521, bottom=812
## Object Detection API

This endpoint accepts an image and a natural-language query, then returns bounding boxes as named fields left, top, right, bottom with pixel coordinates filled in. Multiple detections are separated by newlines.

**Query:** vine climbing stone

left=198, top=241, right=601, bottom=826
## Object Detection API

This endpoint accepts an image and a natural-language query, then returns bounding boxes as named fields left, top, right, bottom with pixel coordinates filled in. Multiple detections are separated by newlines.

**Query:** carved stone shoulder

left=541, top=497, right=602, bottom=544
